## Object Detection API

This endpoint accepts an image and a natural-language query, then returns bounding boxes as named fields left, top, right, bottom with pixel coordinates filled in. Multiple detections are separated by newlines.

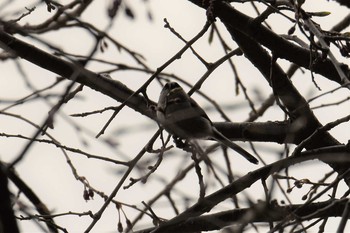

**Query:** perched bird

left=156, top=82, right=258, bottom=164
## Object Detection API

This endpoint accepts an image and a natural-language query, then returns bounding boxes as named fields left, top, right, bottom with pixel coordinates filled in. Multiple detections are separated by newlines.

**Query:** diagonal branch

left=136, top=199, right=349, bottom=233
left=0, top=29, right=300, bottom=145
left=150, top=147, right=350, bottom=233
left=200, top=0, right=350, bottom=184
left=0, top=29, right=152, bottom=119
left=188, top=0, right=350, bottom=85
left=1, top=162, right=58, bottom=233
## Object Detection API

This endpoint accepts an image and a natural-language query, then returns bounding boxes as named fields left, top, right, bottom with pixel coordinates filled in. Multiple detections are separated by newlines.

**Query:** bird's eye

left=169, top=82, right=180, bottom=89
left=163, top=82, right=180, bottom=92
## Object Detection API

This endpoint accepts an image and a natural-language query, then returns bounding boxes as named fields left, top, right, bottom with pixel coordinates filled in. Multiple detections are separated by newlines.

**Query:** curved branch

left=334, top=0, right=350, bottom=8
left=135, top=199, right=349, bottom=233
left=0, top=30, right=152, bottom=120
left=1, top=163, right=58, bottom=233
left=0, top=163, right=20, bottom=233
left=189, top=0, right=350, bottom=85
left=151, top=147, right=350, bottom=233
left=195, top=1, right=350, bottom=184
left=0, top=29, right=299, bottom=145
left=0, top=29, right=343, bottom=149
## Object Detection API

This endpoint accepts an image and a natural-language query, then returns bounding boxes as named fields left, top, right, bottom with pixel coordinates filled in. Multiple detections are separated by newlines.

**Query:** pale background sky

left=1, top=0, right=349, bottom=232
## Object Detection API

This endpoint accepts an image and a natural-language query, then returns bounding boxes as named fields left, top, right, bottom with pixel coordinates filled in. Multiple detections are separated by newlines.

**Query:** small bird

left=156, top=82, right=259, bottom=164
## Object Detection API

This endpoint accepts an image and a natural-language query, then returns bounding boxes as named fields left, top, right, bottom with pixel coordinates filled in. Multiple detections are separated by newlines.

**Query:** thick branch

left=0, top=163, right=20, bottom=233
left=151, top=148, right=350, bottom=233
left=201, top=1, right=350, bottom=184
left=189, top=0, right=350, bottom=85
left=214, top=121, right=289, bottom=143
left=136, top=199, right=349, bottom=233
left=334, top=0, right=350, bottom=8
left=0, top=30, right=303, bottom=145
left=0, top=30, right=152, bottom=120
left=1, top=162, right=58, bottom=233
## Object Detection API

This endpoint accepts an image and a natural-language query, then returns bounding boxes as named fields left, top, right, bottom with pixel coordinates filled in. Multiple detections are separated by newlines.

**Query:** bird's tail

left=212, top=128, right=259, bottom=164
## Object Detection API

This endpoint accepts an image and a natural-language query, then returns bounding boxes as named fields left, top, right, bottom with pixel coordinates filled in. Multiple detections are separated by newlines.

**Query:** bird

left=156, top=82, right=259, bottom=164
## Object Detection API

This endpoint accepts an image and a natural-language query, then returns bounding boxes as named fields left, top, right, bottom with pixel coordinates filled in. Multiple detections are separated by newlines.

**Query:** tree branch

left=2, top=162, right=58, bottom=233
left=135, top=199, right=349, bottom=233
left=0, top=162, right=20, bottom=233
left=0, top=29, right=304, bottom=146
left=0, top=29, right=152, bottom=119
left=150, top=147, right=350, bottom=233
left=197, top=0, right=350, bottom=184
left=188, top=0, right=350, bottom=85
